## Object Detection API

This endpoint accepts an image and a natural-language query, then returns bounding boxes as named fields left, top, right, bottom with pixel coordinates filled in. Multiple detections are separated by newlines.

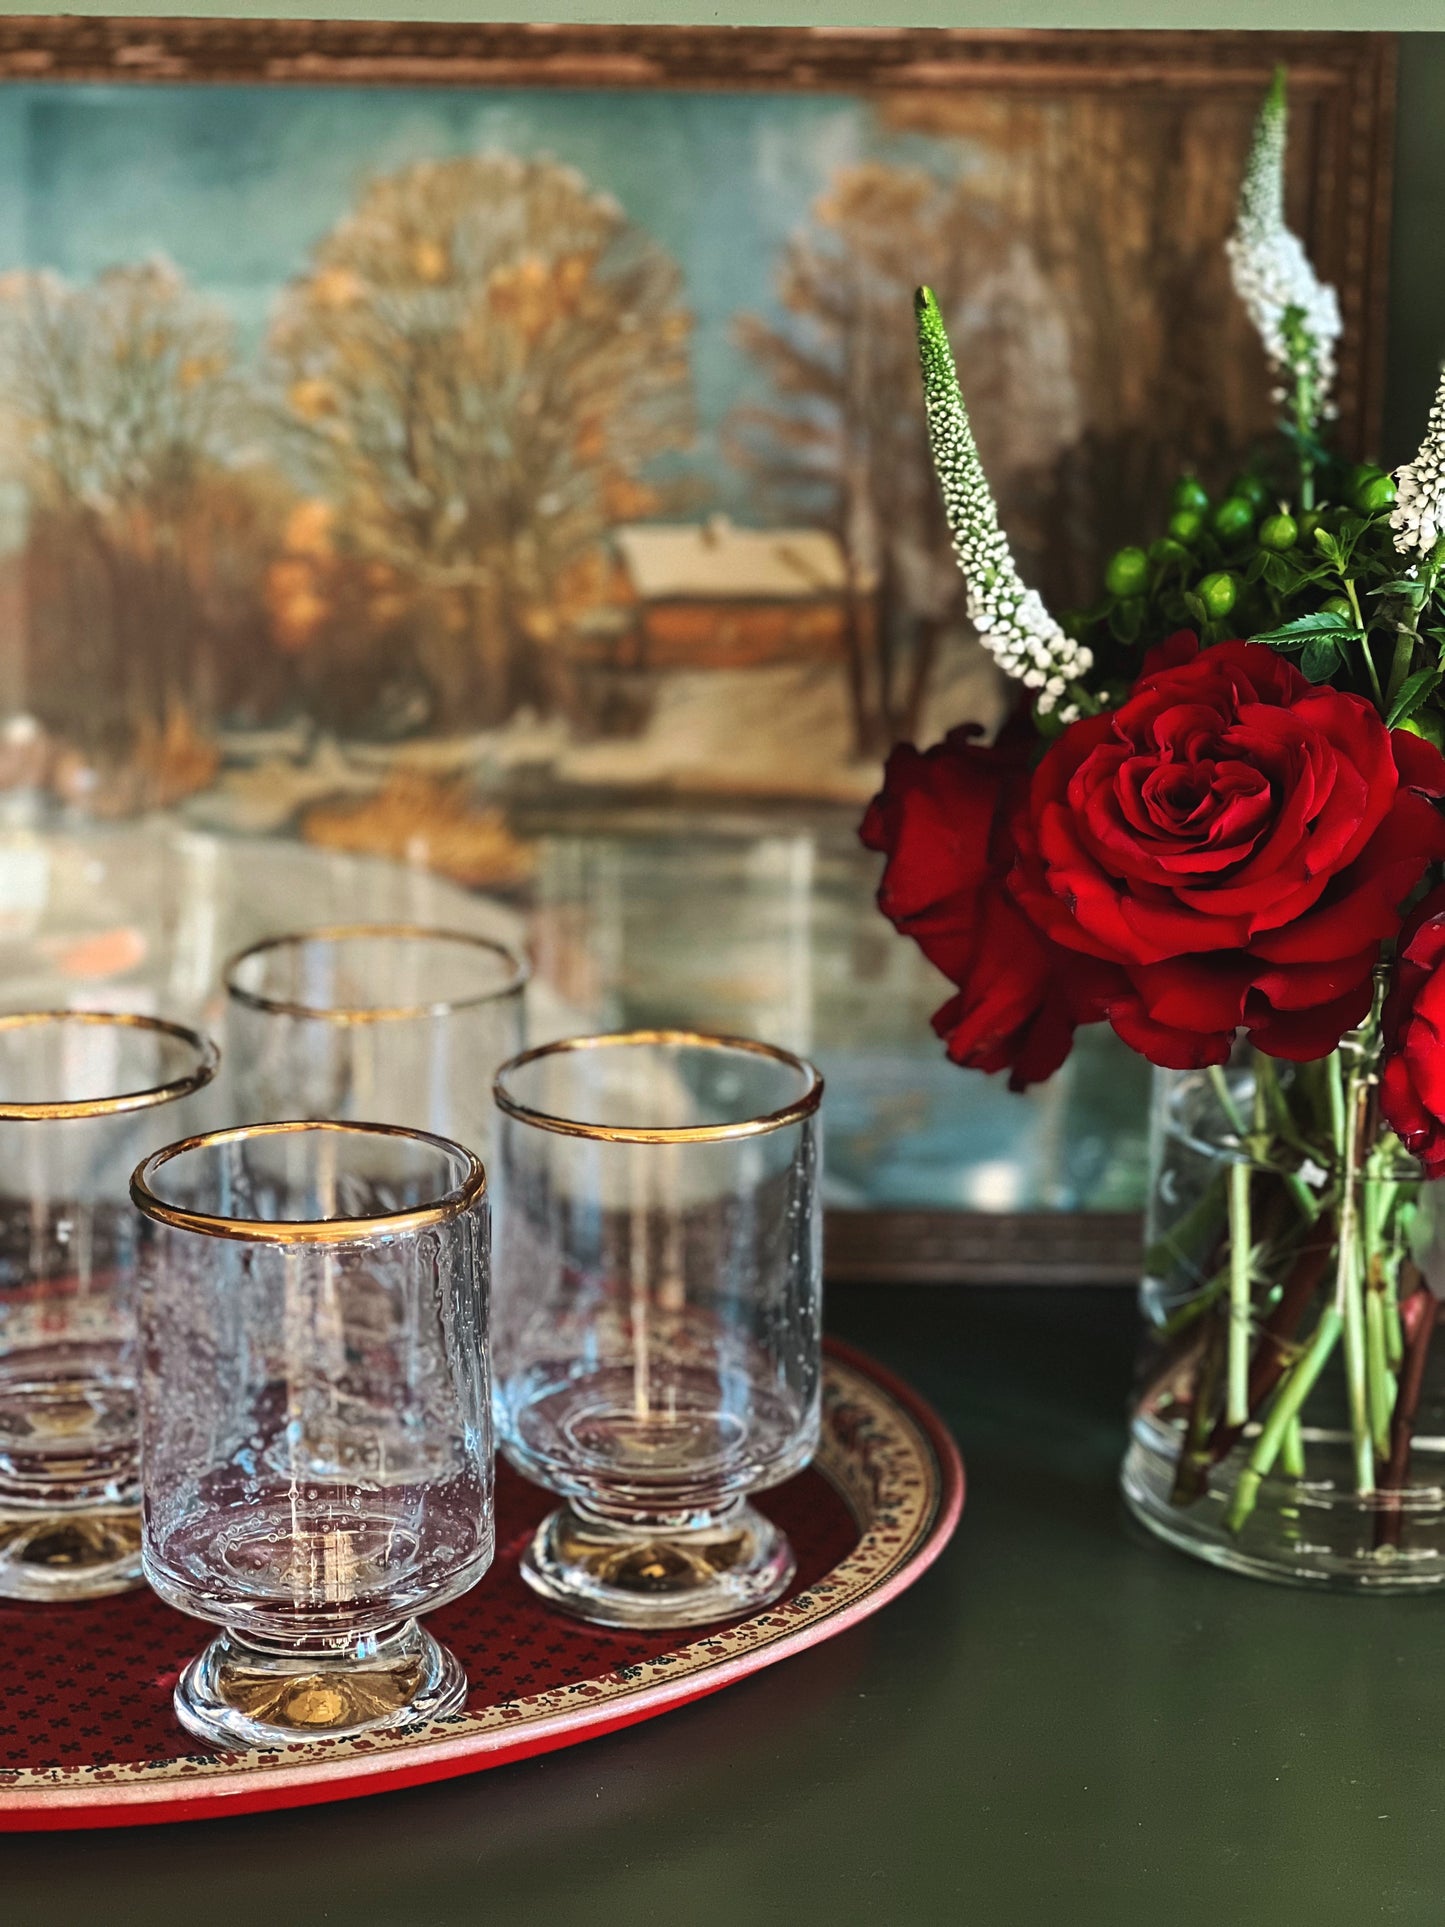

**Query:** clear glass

left=492, top=1031, right=823, bottom=1628
left=1122, top=1030, right=1445, bottom=1589
left=0, top=1010, right=217, bottom=1600
left=133, top=1120, right=493, bottom=1749
left=224, top=924, right=527, bottom=1168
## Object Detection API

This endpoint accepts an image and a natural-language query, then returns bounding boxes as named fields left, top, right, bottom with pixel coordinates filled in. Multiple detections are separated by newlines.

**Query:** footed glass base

left=0, top=1505, right=142, bottom=1601
left=174, top=1619, right=467, bottom=1751
left=1122, top=1404, right=1445, bottom=1592
left=521, top=1499, right=795, bottom=1629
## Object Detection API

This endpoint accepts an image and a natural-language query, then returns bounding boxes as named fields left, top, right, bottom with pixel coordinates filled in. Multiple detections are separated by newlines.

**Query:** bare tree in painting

left=269, top=154, right=695, bottom=730
left=877, top=91, right=1277, bottom=601
left=734, top=99, right=1286, bottom=767
left=0, top=259, right=282, bottom=793
left=731, top=163, right=1082, bottom=759
left=732, top=168, right=1042, bottom=757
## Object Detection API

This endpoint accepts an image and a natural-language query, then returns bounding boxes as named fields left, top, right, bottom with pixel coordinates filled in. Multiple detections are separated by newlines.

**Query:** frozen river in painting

left=0, top=811, right=1149, bottom=1214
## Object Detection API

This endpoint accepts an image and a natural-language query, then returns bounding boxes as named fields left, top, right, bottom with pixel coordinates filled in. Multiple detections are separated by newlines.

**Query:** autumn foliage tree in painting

left=0, top=259, right=285, bottom=802
left=0, top=260, right=294, bottom=801
left=269, top=153, right=695, bottom=731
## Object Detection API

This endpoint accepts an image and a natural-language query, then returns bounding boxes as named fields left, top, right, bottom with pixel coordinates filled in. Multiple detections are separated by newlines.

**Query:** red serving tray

left=0, top=1339, right=963, bottom=1830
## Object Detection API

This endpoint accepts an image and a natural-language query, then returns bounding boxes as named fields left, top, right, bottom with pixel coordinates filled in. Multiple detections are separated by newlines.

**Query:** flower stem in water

left=1227, top=1159, right=1253, bottom=1428
left=1365, top=1283, right=1395, bottom=1462
left=1336, top=1076, right=1376, bottom=1497
left=1207, top=1064, right=1247, bottom=1139
left=1226, top=1307, right=1343, bottom=1533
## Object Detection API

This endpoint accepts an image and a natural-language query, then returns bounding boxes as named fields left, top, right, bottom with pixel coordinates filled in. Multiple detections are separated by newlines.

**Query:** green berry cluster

left=1060, top=459, right=1428, bottom=724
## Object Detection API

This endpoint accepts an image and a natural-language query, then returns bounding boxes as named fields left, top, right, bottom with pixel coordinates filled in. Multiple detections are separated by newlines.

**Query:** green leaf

left=1387, top=667, right=1445, bottom=727
left=1377, top=578, right=1431, bottom=607
left=1300, top=637, right=1344, bottom=681
left=1251, top=611, right=1360, bottom=645
left=1313, top=529, right=1345, bottom=569
left=1257, top=552, right=1303, bottom=593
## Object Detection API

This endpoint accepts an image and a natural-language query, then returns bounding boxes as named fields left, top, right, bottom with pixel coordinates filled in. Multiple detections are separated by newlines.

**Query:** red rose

left=1010, top=636, right=1445, bottom=1067
left=860, top=724, right=1119, bottom=1088
left=1381, top=886, right=1445, bottom=1176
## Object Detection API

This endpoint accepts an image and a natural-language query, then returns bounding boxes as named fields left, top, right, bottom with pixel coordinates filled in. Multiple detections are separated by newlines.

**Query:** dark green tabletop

left=6, top=1283, right=1442, bottom=1927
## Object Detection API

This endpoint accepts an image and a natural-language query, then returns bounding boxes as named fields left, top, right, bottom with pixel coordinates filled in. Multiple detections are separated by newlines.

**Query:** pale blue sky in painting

left=0, top=85, right=972, bottom=514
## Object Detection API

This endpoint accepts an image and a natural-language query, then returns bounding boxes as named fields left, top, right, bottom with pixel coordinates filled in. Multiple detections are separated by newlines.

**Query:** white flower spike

left=1225, top=68, right=1342, bottom=440
left=1392, top=365, right=1445, bottom=563
left=914, top=286, right=1091, bottom=719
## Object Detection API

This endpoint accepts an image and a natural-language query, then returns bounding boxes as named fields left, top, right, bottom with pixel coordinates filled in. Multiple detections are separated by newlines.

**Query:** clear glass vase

left=1121, top=1026, right=1445, bottom=1589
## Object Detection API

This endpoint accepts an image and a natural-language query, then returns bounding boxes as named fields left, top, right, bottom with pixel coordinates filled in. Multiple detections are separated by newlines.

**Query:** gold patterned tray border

left=0, top=1346, right=962, bottom=1820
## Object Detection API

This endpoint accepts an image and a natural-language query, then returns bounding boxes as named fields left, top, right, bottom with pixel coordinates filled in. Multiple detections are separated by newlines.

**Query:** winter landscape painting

left=0, top=25, right=1392, bottom=869
left=0, top=25, right=1395, bottom=1240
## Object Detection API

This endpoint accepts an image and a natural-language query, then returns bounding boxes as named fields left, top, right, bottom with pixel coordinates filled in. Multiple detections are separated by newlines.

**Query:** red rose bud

left=1009, top=637, right=1445, bottom=1069
left=860, top=726, right=1114, bottom=1090
left=1381, top=886, right=1445, bottom=1177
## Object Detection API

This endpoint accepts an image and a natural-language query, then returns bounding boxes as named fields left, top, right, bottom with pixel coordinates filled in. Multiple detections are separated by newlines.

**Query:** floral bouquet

left=863, top=71, right=1445, bottom=1584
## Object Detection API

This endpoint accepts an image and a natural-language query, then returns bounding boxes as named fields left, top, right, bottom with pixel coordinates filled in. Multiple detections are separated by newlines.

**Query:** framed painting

left=0, top=23, right=1398, bottom=1278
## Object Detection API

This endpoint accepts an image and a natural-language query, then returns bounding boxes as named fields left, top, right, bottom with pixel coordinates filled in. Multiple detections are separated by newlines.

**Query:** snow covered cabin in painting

left=612, top=520, right=852, bottom=672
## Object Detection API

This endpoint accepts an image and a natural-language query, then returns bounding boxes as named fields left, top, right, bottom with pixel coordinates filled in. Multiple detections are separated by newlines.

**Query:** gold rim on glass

left=493, top=1029, right=824, bottom=1145
left=0, top=1011, right=219, bottom=1121
left=131, top=1119, right=487, bottom=1246
left=223, top=923, right=529, bottom=1024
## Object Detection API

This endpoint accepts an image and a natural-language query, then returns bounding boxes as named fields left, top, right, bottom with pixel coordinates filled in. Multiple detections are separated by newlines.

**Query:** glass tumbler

left=132, top=1120, right=493, bottom=1751
left=492, top=1031, right=823, bottom=1628
left=224, top=924, right=527, bottom=1165
left=0, top=1010, right=218, bottom=1601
